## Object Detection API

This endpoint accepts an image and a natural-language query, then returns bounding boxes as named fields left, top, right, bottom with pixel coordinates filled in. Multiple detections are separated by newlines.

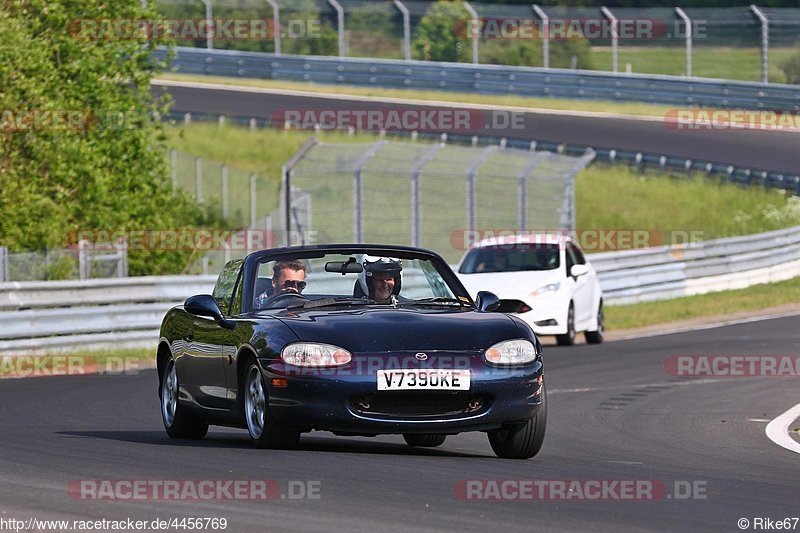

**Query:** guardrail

left=590, top=225, right=800, bottom=305
left=0, top=225, right=797, bottom=353
left=157, top=47, right=800, bottom=111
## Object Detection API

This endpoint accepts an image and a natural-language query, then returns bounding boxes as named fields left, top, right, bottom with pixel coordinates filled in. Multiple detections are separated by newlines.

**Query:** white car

left=456, top=234, right=604, bottom=345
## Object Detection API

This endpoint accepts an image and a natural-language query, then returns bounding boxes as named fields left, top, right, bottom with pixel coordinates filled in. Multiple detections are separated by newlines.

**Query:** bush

left=0, top=0, right=204, bottom=276
left=780, top=42, right=800, bottom=85
left=413, top=1, right=471, bottom=62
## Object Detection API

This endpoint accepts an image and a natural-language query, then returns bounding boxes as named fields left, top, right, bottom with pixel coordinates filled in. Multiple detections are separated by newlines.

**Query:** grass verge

left=591, top=46, right=795, bottom=83
left=605, top=276, right=800, bottom=331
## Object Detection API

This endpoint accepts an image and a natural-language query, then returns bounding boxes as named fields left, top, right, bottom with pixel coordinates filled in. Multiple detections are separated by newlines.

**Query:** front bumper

left=260, top=357, right=544, bottom=435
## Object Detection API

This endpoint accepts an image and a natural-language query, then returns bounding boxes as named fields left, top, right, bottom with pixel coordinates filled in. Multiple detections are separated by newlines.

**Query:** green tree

left=0, top=0, right=203, bottom=275
left=781, top=42, right=800, bottom=85
left=413, top=1, right=471, bottom=62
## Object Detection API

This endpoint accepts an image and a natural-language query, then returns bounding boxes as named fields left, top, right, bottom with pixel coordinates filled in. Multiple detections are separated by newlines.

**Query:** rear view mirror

left=325, top=258, right=363, bottom=275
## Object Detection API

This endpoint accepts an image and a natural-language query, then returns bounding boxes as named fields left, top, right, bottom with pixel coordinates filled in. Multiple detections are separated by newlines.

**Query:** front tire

left=585, top=301, right=605, bottom=344
left=488, top=382, right=547, bottom=459
left=244, top=363, right=300, bottom=449
left=556, top=303, right=576, bottom=346
left=161, top=357, right=208, bottom=439
left=403, top=434, right=446, bottom=447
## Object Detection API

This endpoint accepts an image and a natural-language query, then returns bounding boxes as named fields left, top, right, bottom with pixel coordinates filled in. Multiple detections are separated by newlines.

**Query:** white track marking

left=765, top=402, right=800, bottom=455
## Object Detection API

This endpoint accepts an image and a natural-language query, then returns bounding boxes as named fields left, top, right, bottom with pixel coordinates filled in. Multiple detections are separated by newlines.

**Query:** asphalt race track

left=1, top=315, right=798, bottom=532
left=155, top=82, right=800, bottom=175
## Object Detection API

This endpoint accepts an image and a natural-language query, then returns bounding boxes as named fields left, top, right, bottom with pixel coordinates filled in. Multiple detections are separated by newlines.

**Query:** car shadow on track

left=56, top=431, right=487, bottom=458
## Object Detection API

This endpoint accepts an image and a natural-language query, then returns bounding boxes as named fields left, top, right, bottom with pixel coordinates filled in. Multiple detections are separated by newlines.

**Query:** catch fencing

left=151, top=1, right=800, bottom=82
left=277, top=138, right=595, bottom=264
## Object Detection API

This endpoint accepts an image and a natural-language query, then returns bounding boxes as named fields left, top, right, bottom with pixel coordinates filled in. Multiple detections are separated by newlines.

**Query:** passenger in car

left=356, top=256, right=403, bottom=304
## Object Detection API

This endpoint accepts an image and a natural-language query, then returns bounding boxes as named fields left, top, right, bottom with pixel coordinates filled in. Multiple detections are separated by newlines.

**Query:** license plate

left=376, top=369, right=471, bottom=391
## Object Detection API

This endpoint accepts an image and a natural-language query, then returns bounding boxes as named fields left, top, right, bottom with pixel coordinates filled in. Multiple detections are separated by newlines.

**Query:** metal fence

left=166, top=110, right=800, bottom=198
left=152, top=0, right=800, bottom=83
left=168, top=147, right=280, bottom=229
left=0, top=241, right=128, bottom=283
left=275, top=137, right=594, bottom=264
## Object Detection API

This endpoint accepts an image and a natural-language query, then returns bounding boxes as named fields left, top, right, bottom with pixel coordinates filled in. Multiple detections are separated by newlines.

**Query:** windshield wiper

left=288, top=297, right=378, bottom=310
left=399, top=297, right=472, bottom=307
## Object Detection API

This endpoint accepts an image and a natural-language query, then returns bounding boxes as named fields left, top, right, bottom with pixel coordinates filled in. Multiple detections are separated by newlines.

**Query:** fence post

left=78, top=240, right=90, bottom=280
left=675, top=7, right=692, bottom=77
left=463, top=1, right=479, bottom=64
left=466, top=146, right=498, bottom=234
left=518, top=152, right=545, bottom=230
left=116, top=238, right=128, bottom=278
left=601, top=7, right=618, bottom=73
left=195, top=156, right=203, bottom=206
left=352, top=142, right=387, bottom=243
left=265, top=0, right=281, bottom=55
left=0, top=247, right=7, bottom=282
left=221, top=164, right=229, bottom=221
left=393, top=0, right=411, bottom=61
left=250, top=174, right=257, bottom=228
left=751, top=5, right=769, bottom=84
left=282, top=166, right=291, bottom=246
left=200, top=0, right=213, bottom=50
left=409, top=144, right=441, bottom=247
left=328, top=0, right=346, bottom=57
left=532, top=5, right=549, bottom=69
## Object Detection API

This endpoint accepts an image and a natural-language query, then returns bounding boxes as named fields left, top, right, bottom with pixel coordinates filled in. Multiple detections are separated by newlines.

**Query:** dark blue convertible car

left=157, top=244, right=546, bottom=459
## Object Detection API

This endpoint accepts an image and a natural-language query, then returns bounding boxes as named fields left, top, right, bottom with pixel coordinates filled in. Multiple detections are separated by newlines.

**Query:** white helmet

left=357, top=255, right=403, bottom=299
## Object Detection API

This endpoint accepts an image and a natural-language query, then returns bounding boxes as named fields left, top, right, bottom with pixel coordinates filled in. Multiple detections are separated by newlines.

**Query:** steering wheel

left=263, top=292, right=310, bottom=309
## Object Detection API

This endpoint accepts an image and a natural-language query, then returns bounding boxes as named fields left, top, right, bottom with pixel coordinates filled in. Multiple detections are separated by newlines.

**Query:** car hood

left=274, top=307, right=523, bottom=353
left=457, top=270, right=561, bottom=300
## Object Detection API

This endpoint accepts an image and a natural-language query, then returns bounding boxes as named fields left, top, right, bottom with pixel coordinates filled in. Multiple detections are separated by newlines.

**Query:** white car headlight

left=281, top=343, right=352, bottom=367
left=484, top=339, right=537, bottom=365
left=531, top=282, right=560, bottom=299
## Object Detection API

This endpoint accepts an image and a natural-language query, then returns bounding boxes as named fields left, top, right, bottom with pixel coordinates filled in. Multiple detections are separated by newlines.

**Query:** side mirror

left=570, top=264, right=590, bottom=278
left=476, top=291, right=501, bottom=312
left=184, top=294, right=235, bottom=329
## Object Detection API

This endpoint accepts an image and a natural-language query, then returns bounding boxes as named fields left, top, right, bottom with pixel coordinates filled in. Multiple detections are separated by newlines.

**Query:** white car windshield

left=459, top=244, right=561, bottom=274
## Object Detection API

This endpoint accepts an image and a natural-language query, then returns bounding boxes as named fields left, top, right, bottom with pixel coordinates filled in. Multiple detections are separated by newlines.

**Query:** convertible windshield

left=253, top=252, right=459, bottom=310
left=459, top=244, right=561, bottom=274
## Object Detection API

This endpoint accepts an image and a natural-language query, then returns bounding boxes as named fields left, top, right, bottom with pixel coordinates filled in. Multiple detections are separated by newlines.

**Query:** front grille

left=350, top=393, right=491, bottom=418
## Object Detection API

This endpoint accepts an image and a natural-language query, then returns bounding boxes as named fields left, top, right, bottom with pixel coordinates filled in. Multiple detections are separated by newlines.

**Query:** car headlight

left=484, top=339, right=537, bottom=365
left=281, top=343, right=352, bottom=367
left=531, top=282, right=560, bottom=299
